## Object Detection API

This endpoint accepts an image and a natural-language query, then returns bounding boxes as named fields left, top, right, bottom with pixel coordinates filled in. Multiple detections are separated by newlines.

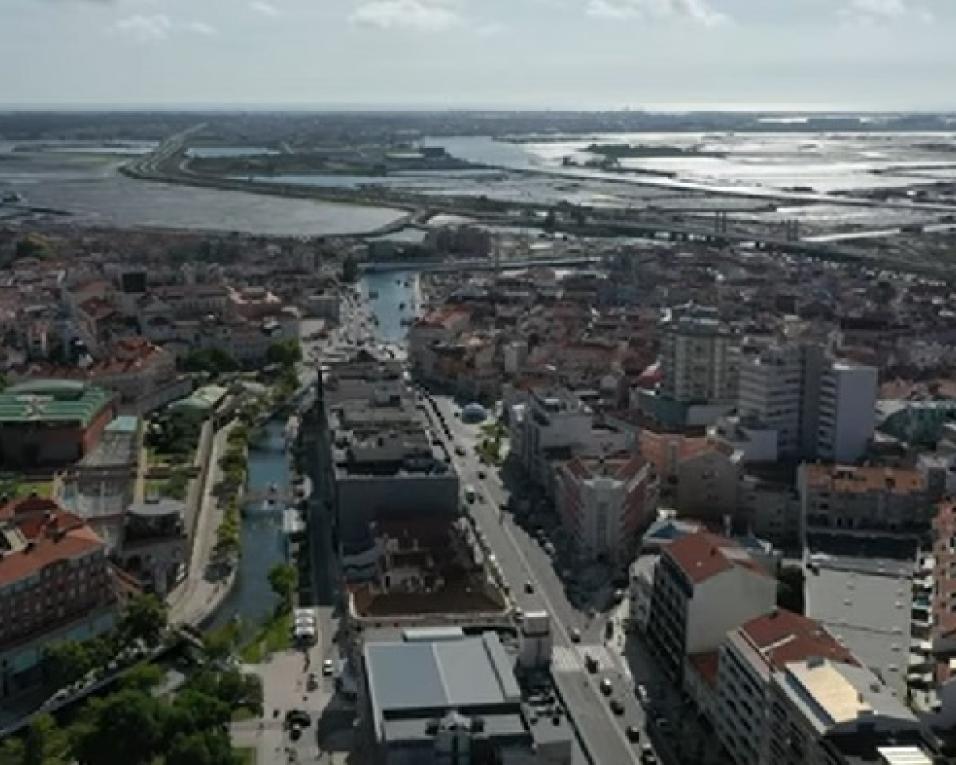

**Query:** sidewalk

left=168, top=421, right=236, bottom=626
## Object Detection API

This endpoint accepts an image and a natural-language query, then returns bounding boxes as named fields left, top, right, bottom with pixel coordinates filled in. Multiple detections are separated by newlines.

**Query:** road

left=422, top=393, right=654, bottom=765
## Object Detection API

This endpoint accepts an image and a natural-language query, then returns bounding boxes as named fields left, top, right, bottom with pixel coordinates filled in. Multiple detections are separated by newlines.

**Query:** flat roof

left=0, top=382, right=113, bottom=427
left=805, top=562, right=912, bottom=696
left=365, top=632, right=520, bottom=715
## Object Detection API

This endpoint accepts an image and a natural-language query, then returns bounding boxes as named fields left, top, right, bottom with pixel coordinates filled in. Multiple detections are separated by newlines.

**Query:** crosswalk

left=551, top=644, right=619, bottom=675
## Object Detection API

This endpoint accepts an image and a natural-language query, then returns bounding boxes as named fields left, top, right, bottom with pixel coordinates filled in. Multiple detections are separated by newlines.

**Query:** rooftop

left=665, top=531, right=769, bottom=585
left=737, top=608, right=856, bottom=672
left=801, top=464, right=925, bottom=495
left=0, top=381, right=114, bottom=427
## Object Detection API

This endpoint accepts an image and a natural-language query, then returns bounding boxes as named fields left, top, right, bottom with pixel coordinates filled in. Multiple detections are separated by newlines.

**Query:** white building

left=709, top=610, right=855, bottom=765
left=817, top=361, right=879, bottom=463
left=735, top=343, right=877, bottom=463
left=645, top=531, right=777, bottom=679
left=510, top=388, right=593, bottom=488
left=555, top=453, right=658, bottom=566
left=768, top=659, right=925, bottom=765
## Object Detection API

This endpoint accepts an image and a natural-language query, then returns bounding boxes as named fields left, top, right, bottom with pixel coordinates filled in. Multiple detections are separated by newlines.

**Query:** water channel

left=359, top=269, right=421, bottom=345
left=207, top=419, right=290, bottom=639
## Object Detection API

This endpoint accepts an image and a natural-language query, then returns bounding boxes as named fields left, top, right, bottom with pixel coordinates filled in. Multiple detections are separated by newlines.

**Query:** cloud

left=111, top=13, right=172, bottom=42
left=586, top=0, right=728, bottom=26
left=249, top=1, right=279, bottom=17
left=841, top=0, right=932, bottom=23
left=350, top=0, right=462, bottom=31
left=186, top=20, right=218, bottom=36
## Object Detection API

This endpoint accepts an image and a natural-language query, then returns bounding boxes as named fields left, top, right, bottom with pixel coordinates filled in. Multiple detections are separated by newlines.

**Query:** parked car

left=600, top=678, right=613, bottom=696
left=524, top=580, right=535, bottom=594
left=626, top=725, right=641, bottom=742
left=569, top=627, right=581, bottom=643
left=635, top=683, right=650, bottom=706
left=610, top=699, right=625, bottom=715
left=322, top=659, right=335, bottom=677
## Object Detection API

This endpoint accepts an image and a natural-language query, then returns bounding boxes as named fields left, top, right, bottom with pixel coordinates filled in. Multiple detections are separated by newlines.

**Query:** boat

left=269, top=482, right=279, bottom=494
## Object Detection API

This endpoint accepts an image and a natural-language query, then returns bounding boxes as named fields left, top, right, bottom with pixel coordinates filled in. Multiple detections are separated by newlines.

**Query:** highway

left=421, top=393, right=655, bottom=765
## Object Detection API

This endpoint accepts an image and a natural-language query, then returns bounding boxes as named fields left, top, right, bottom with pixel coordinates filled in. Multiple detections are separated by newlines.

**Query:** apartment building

left=555, top=453, right=658, bottom=566
left=768, top=659, right=926, bottom=765
left=798, top=464, right=931, bottom=541
left=660, top=305, right=737, bottom=405
left=646, top=531, right=776, bottom=679
left=710, top=610, right=855, bottom=765
left=0, top=497, right=117, bottom=700
left=735, top=343, right=877, bottom=463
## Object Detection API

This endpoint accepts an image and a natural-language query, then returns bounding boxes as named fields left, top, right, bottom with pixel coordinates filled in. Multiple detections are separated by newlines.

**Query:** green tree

left=267, top=563, right=297, bottom=611
left=43, top=640, right=92, bottom=690
left=776, top=565, right=806, bottom=614
left=15, top=714, right=70, bottom=765
left=266, top=339, right=302, bottom=368
left=182, top=348, right=239, bottom=376
left=121, top=662, right=164, bottom=692
left=119, top=594, right=168, bottom=649
left=72, top=690, right=166, bottom=765
left=166, top=731, right=238, bottom=765
left=170, top=688, right=231, bottom=732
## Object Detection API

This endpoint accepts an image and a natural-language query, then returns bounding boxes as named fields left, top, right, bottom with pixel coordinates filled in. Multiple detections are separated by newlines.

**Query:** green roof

left=171, top=385, right=228, bottom=413
left=0, top=381, right=114, bottom=427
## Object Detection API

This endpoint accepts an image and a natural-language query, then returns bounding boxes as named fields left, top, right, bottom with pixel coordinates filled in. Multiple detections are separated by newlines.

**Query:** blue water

left=360, top=270, right=421, bottom=344
left=207, top=419, right=290, bottom=636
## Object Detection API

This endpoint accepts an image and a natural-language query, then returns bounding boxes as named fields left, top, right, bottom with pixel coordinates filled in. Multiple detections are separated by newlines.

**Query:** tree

left=43, top=640, right=92, bottom=690
left=341, top=253, right=359, bottom=283
left=121, top=662, right=164, bottom=692
left=15, top=234, right=53, bottom=261
left=170, top=688, right=231, bottom=732
left=776, top=565, right=806, bottom=614
left=266, top=339, right=302, bottom=368
left=268, top=563, right=297, bottom=611
left=166, top=731, right=238, bottom=765
left=182, top=348, right=239, bottom=377
left=72, top=690, right=166, bottom=765
left=119, top=594, right=168, bottom=649
left=17, top=714, right=69, bottom=765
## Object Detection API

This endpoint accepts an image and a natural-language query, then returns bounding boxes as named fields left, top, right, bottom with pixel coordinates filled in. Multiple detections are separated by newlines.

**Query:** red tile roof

left=738, top=609, right=856, bottom=670
left=0, top=498, right=105, bottom=588
left=666, top=531, right=769, bottom=585
left=688, top=651, right=720, bottom=688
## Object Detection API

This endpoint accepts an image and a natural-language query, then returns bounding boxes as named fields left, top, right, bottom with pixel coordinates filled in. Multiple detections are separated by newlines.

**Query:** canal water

left=207, top=419, right=290, bottom=638
left=359, top=269, right=421, bottom=345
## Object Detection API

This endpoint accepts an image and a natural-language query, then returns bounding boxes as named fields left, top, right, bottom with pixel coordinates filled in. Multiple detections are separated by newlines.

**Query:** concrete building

left=117, top=499, right=187, bottom=597
left=509, top=387, right=593, bottom=489
left=674, top=439, right=743, bottom=521
left=798, top=464, right=931, bottom=541
left=767, top=659, right=925, bottom=765
left=735, top=343, right=877, bottom=463
left=817, top=361, right=879, bottom=463
left=660, top=304, right=737, bottom=406
left=0, top=498, right=117, bottom=700
left=0, top=380, right=116, bottom=468
left=646, top=531, right=777, bottom=679
left=362, top=630, right=572, bottom=765
left=709, top=610, right=855, bottom=765
left=555, top=453, right=658, bottom=566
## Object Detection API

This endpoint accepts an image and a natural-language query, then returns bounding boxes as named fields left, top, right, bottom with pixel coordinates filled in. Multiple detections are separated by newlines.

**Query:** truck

left=464, top=485, right=477, bottom=504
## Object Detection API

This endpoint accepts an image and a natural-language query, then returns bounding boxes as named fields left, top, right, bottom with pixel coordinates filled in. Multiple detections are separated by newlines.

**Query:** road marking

left=436, top=399, right=640, bottom=764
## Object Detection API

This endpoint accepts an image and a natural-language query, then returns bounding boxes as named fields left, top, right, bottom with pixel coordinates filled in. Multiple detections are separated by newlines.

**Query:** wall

left=685, top=568, right=776, bottom=656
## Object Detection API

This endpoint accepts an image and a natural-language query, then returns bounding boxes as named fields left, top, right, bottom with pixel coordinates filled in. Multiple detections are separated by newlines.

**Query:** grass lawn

left=235, top=747, right=257, bottom=765
left=240, top=612, right=292, bottom=664
left=15, top=481, right=52, bottom=498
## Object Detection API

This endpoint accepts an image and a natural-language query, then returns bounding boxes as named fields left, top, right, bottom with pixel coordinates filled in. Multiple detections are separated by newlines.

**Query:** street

left=424, top=392, right=656, bottom=765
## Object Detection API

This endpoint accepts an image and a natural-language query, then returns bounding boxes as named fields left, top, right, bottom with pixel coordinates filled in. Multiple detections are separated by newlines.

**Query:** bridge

left=361, top=254, right=604, bottom=273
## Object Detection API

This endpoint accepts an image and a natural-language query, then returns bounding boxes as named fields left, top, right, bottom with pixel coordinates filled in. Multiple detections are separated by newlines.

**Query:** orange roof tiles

left=738, top=609, right=856, bottom=670
left=802, top=464, right=925, bottom=495
left=666, top=531, right=770, bottom=585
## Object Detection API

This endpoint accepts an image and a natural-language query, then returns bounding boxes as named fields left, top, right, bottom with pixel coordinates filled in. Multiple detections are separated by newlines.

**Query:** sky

left=2, top=0, right=956, bottom=110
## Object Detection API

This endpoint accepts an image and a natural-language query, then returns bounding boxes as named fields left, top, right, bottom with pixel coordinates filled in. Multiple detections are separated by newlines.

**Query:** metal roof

left=0, top=382, right=113, bottom=427
left=365, top=632, right=520, bottom=715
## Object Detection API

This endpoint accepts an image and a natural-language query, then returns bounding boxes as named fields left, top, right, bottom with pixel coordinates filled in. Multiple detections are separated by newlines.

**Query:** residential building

left=361, top=630, right=572, bottom=765
left=798, top=464, right=931, bottom=542
left=675, top=438, right=743, bottom=521
left=0, top=497, right=117, bottom=700
left=509, top=387, right=593, bottom=489
left=817, top=361, right=879, bottom=463
left=737, top=343, right=805, bottom=458
left=0, top=380, right=117, bottom=468
left=646, top=531, right=777, bottom=679
left=709, top=609, right=855, bottom=765
left=768, top=659, right=925, bottom=765
left=555, top=453, right=658, bottom=566
left=660, top=304, right=737, bottom=406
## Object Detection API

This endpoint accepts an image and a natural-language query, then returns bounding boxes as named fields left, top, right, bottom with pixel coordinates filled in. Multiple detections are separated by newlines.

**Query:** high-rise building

left=660, top=305, right=736, bottom=406
left=735, top=343, right=876, bottom=463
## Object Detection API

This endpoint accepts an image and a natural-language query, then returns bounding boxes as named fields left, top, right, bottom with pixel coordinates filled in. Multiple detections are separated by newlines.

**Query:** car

left=322, top=659, right=335, bottom=677
left=455, top=445, right=466, bottom=457
left=569, top=627, right=581, bottom=643
left=635, top=683, right=650, bottom=706
left=306, top=673, right=318, bottom=691
left=641, top=743, right=657, bottom=764
left=289, top=725, right=302, bottom=741
left=524, top=580, right=535, bottom=594
left=584, top=653, right=599, bottom=673
left=610, top=699, right=625, bottom=715
left=285, top=709, right=311, bottom=727
left=626, top=725, right=641, bottom=742
left=599, top=678, right=613, bottom=696
left=477, top=470, right=486, bottom=480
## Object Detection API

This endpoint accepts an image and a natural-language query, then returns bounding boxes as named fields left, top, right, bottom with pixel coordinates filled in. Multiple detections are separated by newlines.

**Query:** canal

left=359, top=269, right=420, bottom=345
left=207, top=419, right=291, bottom=639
